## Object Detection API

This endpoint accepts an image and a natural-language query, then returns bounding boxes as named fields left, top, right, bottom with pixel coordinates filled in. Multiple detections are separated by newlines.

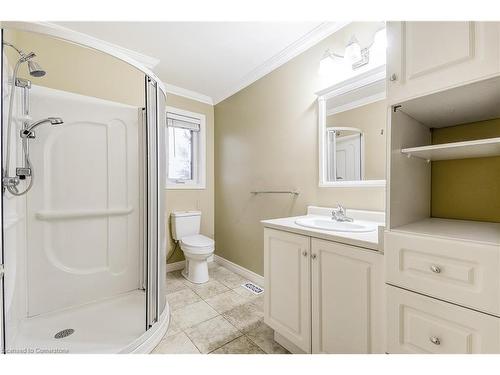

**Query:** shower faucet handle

left=20, top=129, right=36, bottom=139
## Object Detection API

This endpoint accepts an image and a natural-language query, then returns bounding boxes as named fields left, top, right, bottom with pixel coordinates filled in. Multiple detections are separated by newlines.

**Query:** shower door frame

left=1, top=28, right=5, bottom=354
left=144, top=76, right=161, bottom=329
left=0, top=22, right=169, bottom=354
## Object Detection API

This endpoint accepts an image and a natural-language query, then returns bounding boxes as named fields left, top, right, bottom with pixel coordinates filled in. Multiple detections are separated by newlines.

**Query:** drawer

left=385, top=231, right=500, bottom=315
left=387, top=286, right=500, bottom=354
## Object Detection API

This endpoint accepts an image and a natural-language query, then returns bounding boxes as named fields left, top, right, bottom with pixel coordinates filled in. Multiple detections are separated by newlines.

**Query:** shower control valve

left=16, top=167, right=32, bottom=180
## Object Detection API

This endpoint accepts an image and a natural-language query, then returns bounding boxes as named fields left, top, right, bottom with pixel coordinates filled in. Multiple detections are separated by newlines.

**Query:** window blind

left=167, top=112, right=201, bottom=132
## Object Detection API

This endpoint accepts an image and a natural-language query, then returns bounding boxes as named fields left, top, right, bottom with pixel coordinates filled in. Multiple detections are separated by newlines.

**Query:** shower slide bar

left=250, top=190, right=300, bottom=196
left=35, top=207, right=133, bottom=221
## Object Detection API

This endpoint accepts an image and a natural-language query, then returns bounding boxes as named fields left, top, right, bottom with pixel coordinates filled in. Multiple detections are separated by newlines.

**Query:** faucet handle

left=336, top=203, right=345, bottom=215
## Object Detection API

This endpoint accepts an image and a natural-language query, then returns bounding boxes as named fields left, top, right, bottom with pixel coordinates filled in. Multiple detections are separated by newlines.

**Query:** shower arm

left=3, top=41, right=28, bottom=59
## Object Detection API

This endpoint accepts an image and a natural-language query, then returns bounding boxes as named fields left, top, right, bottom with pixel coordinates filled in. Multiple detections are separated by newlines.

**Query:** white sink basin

left=295, top=217, right=377, bottom=233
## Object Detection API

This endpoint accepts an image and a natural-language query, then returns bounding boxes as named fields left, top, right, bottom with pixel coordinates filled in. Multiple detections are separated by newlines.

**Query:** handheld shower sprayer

left=21, top=117, right=64, bottom=138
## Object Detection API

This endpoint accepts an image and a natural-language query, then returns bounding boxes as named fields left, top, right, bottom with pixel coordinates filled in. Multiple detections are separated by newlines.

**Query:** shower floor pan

left=10, top=290, right=145, bottom=354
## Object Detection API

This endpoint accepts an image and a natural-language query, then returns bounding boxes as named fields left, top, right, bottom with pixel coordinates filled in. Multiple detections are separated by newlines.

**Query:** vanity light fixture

left=319, top=28, right=386, bottom=74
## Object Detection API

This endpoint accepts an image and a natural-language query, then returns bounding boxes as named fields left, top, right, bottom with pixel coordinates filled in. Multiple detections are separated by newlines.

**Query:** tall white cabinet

left=387, top=21, right=500, bottom=103
left=263, top=228, right=384, bottom=354
left=385, top=21, right=500, bottom=354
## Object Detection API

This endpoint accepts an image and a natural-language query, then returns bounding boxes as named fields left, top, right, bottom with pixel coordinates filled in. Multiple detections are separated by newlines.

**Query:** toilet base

left=181, top=258, right=209, bottom=284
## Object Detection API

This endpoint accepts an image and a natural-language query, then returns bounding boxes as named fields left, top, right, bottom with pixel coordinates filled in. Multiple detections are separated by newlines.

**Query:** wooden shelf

left=401, top=137, right=500, bottom=161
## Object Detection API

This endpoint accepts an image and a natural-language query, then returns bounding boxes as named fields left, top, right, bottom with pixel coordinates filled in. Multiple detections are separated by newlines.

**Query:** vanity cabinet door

left=264, top=228, right=311, bottom=353
left=387, top=21, right=500, bottom=103
left=311, top=239, right=385, bottom=353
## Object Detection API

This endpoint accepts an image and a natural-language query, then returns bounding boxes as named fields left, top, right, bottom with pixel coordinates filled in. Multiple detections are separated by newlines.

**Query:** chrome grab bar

left=250, top=190, right=300, bottom=196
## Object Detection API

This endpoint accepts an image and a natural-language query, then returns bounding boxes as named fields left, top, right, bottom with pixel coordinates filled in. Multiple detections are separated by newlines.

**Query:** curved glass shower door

left=1, top=27, right=166, bottom=354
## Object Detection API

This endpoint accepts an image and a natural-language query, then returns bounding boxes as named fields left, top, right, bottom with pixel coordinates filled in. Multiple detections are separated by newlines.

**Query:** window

left=166, top=107, right=206, bottom=189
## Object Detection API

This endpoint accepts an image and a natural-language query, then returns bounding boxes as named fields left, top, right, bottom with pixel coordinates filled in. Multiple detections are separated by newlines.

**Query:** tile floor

left=152, top=263, right=289, bottom=354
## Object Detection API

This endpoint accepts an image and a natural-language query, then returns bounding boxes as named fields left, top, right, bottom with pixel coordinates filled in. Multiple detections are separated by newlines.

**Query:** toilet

left=170, top=211, right=215, bottom=284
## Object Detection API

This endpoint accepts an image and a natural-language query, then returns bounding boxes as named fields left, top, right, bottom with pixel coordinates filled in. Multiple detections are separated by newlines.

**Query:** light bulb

left=371, top=28, right=387, bottom=65
left=319, top=50, right=336, bottom=76
left=345, top=36, right=361, bottom=63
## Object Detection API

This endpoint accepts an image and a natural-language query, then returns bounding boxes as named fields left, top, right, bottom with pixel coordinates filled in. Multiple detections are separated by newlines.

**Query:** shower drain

left=54, top=329, right=75, bottom=339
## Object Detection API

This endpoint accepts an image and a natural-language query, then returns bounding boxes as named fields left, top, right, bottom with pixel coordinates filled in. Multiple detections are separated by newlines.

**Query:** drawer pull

left=430, top=265, right=442, bottom=274
left=311, top=254, right=317, bottom=260
left=302, top=251, right=308, bottom=257
left=429, top=336, right=441, bottom=345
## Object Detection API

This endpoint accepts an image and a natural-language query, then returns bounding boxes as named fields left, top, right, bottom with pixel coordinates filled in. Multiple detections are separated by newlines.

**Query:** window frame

left=165, top=106, right=206, bottom=190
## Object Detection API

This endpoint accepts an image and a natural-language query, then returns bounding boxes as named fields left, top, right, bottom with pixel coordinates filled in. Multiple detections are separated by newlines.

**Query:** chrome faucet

left=331, top=203, right=354, bottom=222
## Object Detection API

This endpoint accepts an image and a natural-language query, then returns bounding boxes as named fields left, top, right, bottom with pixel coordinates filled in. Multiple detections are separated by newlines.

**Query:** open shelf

left=401, top=137, right=500, bottom=162
left=392, top=218, right=500, bottom=246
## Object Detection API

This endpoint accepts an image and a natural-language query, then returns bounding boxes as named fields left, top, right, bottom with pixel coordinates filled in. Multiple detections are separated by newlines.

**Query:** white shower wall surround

left=26, top=85, right=141, bottom=316
left=1, top=23, right=169, bottom=354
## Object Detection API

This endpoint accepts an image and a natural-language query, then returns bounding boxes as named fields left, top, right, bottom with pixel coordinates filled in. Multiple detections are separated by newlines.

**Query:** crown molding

left=36, top=22, right=161, bottom=69
left=213, top=21, right=351, bottom=104
left=164, top=83, right=214, bottom=105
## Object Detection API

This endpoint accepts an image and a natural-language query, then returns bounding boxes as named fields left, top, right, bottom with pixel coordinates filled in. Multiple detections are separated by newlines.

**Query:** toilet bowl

left=171, top=211, right=214, bottom=284
left=180, top=234, right=214, bottom=284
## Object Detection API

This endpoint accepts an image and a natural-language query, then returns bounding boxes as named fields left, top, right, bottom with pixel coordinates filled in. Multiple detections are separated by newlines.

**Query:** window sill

left=319, top=180, right=386, bottom=188
left=166, top=184, right=206, bottom=191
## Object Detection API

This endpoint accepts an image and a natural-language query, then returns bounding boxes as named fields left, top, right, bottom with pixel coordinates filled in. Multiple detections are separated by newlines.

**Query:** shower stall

left=0, top=23, right=168, bottom=353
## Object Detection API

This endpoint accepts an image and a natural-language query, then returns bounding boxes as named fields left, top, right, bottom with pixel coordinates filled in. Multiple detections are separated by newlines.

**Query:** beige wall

left=326, top=100, right=387, bottom=180
left=165, top=94, right=215, bottom=264
left=214, top=23, right=386, bottom=275
left=4, top=29, right=144, bottom=107
left=431, top=118, right=500, bottom=223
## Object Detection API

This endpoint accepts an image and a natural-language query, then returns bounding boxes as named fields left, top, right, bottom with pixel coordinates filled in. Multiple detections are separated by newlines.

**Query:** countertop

left=261, top=214, right=384, bottom=252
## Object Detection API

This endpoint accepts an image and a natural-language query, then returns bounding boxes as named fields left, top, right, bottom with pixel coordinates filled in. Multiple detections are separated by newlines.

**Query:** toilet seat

left=180, top=234, right=214, bottom=254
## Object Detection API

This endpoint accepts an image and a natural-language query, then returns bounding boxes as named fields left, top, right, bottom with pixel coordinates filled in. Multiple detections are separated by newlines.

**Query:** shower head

left=22, top=117, right=64, bottom=137
left=48, top=117, right=64, bottom=125
left=27, top=60, right=46, bottom=77
left=3, top=41, right=46, bottom=77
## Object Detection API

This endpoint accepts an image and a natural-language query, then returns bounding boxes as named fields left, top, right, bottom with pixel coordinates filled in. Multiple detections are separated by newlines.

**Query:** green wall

left=431, top=118, right=500, bottom=223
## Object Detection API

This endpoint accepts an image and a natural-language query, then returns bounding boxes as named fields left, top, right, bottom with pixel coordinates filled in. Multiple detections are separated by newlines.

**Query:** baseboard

left=274, top=332, right=307, bottom=354
left=166, top=255, right=214, bottom=273
left=214, top=255, right=264, bottom=287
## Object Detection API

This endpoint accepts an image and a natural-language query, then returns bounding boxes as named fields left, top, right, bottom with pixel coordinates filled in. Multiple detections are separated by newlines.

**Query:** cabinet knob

left=429, top=336, right=441, bottom=345
left=430, top=265, right=442, bottom=274
left=302, top=251, right=308, bottom=257
left=311, top=254, right=317, bottom=260
left=389, top=73, right=398, bottom=82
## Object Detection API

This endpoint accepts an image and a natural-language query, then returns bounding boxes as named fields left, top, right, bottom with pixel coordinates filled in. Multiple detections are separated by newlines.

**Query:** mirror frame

left=317, top=65, right=386, bottom=188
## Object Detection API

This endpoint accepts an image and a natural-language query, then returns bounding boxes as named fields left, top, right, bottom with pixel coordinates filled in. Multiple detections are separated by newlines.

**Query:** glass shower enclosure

left=0, top=23, right=167, bottom=354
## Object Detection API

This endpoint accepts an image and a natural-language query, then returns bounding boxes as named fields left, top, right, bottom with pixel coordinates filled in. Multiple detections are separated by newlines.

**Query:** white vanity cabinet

left=387, top=21, right=500, bottom=103
left=311, top=238, right=385, bottom=354
left=263, top=228, right=384, bottom=354
left=263, top=228, right=311, bottom=353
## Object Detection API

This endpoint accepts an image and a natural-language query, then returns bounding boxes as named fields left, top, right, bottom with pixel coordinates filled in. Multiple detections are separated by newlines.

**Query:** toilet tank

left=171, top=211, right=201, bottom=240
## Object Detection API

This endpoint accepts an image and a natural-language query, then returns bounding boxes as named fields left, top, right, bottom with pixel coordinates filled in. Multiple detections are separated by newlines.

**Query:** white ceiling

left=55, top=22, right=345, bottom=104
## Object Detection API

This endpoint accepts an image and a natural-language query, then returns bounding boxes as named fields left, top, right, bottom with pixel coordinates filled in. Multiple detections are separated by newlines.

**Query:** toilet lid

left=180, top=234, right=214, bottom=247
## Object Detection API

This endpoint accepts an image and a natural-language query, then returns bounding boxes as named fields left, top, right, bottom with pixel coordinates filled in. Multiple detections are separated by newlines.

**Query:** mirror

left=326, top=127, right=363, bottom=181
left=317, top=67, right=387, bottom=187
